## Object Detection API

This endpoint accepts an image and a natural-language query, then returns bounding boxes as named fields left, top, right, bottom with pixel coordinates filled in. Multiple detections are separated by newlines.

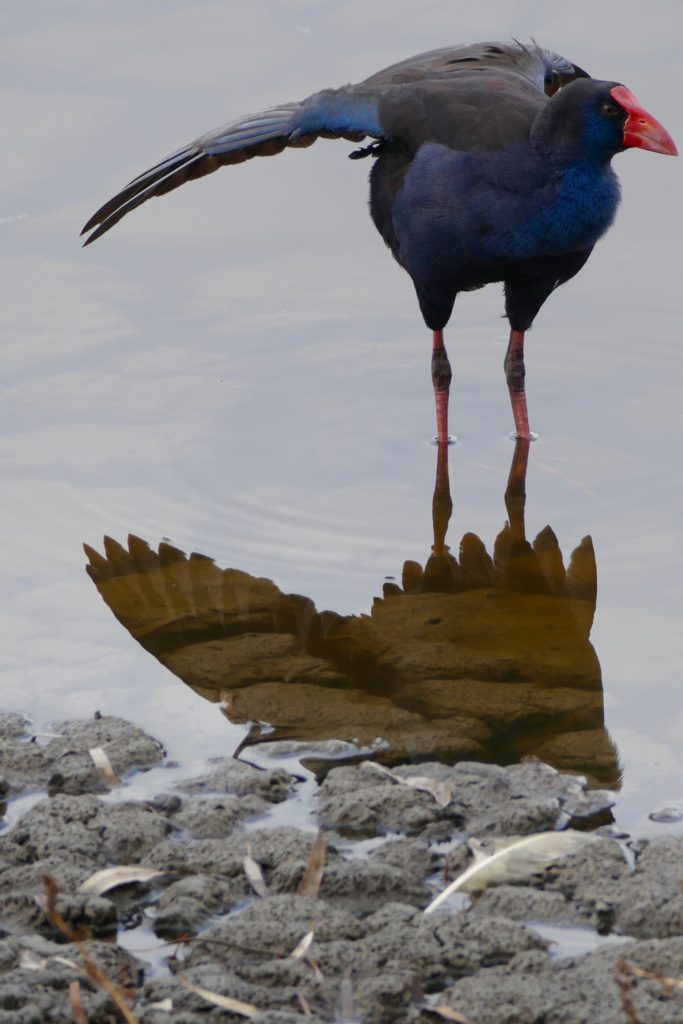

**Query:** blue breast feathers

left=394, top=143, right=621, bottom=274
left=484, top=161, right=622, bottom=263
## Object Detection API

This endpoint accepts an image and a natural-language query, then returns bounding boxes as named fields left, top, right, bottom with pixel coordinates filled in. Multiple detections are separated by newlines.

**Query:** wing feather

left=82, top=40, right=590, bottom=244
left=82, top=95, right=381, bottom=244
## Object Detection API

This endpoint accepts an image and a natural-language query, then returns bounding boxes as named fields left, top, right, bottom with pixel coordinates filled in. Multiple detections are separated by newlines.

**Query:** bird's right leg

left=432, top=330, right=453, bottom=445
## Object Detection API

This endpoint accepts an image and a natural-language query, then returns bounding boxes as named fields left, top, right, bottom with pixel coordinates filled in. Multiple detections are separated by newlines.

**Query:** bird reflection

left=84, top=440, right=620, bottom=788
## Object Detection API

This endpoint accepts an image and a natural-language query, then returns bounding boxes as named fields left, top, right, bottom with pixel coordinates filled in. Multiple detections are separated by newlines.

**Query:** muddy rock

left=185, top=893, right=365, bottom=966
left=0, top=794, right=170, bottom=939
left=504, top=760, right=616, bottom=822
left=0, top=715, right=165, bottom=797
left=1, top=714, right=681, bottom=1024
left=542, top=833, right=683, bottom=938
left=177, top=758, right=293, bottom=803
left=318, top=759, right=607, bottom=838
left=2, top=793, right=171, bottom=866
left=317, top=764, right=453, bottom=838
left=471, top=883, right=578, bottom=926
left=1, top=876, right=117, bottom=940
left=439, top=935, right=683, bottom=1024
left=615, top=836, right=683, bottom=937
left=315, top=856, right=430, bottom=911
left=153, top=874, right=243, bottom=938
left=142, top=965, right=317, bottom=1022
left=178, top=895, right=362, bottom=1017
left=0, top=713, right=31, bottom=741
left=173, top=792, right=270, bottom=837
left=175, top=894, right=548, bottom=1021
left=0, top=935, right=146, bottom=1023
left=257, top=837, right=434, bottom=917
left=145, top=824, right=322, bottom=906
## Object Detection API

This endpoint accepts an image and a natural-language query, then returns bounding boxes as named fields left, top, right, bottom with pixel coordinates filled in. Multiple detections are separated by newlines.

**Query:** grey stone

left=0, top=715, right=165, bottom=797
left=439, top=936, right=683, bottom=1024
left=177, top=758, right=293, bottom=803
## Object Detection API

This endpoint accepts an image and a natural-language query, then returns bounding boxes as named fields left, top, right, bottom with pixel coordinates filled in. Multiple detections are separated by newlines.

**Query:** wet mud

left=1, top=713, right=682, bottom=1023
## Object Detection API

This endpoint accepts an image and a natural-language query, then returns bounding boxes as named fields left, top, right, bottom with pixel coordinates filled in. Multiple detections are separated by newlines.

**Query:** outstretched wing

left=82, top=41, right=589, bottom=245
left=81, top=87, right=383, bottom=245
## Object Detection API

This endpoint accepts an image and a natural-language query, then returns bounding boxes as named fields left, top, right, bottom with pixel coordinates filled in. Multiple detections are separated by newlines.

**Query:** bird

left=82, top=40, right=676, bottom=443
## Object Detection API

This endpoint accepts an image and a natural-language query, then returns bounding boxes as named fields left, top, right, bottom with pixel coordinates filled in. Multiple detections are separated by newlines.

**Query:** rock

left=0, top=715, right=165, bottom=796
left=1, top=714, right=681, bottom=1024
left=317, top=759, right=603, bottom=839
left=177, top=758, right=293, bottom=803
left=438, top=936, right=683, bottom=1024
left=2, top=794, right=171, bottom=866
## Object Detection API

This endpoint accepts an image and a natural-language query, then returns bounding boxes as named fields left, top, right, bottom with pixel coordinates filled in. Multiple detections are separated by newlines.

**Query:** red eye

left=601, top=103, right=619, bottom=117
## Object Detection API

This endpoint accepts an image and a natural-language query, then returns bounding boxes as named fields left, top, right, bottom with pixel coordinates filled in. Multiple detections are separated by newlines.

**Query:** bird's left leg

left=431, top=437, right=453, bottom=556
left=432, top=330, right=453, bottom=445
left=504, top=329, right=532, bottom=441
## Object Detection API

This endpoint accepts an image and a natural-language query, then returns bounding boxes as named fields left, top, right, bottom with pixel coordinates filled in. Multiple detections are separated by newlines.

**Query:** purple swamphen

left=82, top=41, right=676, bottom=443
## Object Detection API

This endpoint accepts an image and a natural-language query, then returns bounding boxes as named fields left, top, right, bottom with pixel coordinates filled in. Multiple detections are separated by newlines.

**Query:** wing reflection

left=84, top=439, right=620, bottom=787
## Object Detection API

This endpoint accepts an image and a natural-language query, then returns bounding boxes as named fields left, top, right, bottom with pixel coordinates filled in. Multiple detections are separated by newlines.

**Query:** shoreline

left=1, top=712, right=682, bottom=1023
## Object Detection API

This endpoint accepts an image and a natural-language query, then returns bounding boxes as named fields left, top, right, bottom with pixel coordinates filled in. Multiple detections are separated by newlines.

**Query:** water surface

left=1, top=1, right=682, bottom=838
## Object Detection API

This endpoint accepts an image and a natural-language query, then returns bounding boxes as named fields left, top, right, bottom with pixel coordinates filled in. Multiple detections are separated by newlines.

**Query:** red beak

left=611, top=85, right=678, bottom=156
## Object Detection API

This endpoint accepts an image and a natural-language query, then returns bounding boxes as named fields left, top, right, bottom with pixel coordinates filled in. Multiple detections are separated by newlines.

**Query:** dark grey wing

left=81, top=88, right=384, bottom=245
left=363, top=40, right=590, bottom=96
left=367, top=41, right=591, bottom=156
left=82, top=40, right=589, bottom=245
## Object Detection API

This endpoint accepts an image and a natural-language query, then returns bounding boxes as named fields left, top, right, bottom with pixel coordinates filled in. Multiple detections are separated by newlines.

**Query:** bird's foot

left=507, top=430, right=538, bottom=442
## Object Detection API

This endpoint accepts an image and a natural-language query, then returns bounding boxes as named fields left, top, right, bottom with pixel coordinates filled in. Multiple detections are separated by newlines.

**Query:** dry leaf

left=305, top=957, right=324, bottom=984
left=78, top=865, right=162, bottom=897
left=297, top=829, right=326, bottom=898
left=178, top=976, right=259, bottom=1017
left=19, top=949, right=80, bottom=973
left=422, top=1004, right=474, bottom=1023
left=69, top=980, right=89, bottom=1024
left=18, top=949, right=47, bottom=971
left=243, top=842, right=268, bottom=897
left=425, top=830, right=596, bottom=913
left=360, top=762, right=452, bottom=807
left=289, top=929, right=315, bottom=960
left=361, top=761, right=398, bottom=781
left=148, top=998, right=173, bottom=1011
left=89, top=747, right=120, bottom=788
left=51, top=955, right=79, bottom=970
left=399, top=775, right=453, bottom=808
left=339, top=975, right=358, bottom=1024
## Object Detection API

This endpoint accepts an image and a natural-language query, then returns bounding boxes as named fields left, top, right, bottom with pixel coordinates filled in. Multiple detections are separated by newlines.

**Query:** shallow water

left=530, top=922, right=633, bottom=959
left=1, top=2, right=682, bottom=838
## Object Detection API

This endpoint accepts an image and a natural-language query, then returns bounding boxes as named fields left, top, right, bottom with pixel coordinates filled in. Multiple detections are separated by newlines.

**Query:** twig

left=615, top=960, right=641, bottom=1024
left=42, top=875, right=140, bottom=1024
left=618, top=959, right=683, bottom=992
left=69, top=981, right=89, bottom=1024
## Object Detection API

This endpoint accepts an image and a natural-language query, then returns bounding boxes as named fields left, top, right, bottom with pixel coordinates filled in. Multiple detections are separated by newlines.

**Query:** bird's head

left=534, top=78, right=677, bottom=163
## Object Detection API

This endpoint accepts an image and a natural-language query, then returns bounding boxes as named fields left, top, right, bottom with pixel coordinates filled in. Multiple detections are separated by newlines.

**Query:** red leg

left=431, top=438, right=453, bottom=556
left=504, top=436, right=531, bottom=542
left=504, top=329, right=533, bottom=440
left=431, top=329, right=453, bottom=445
